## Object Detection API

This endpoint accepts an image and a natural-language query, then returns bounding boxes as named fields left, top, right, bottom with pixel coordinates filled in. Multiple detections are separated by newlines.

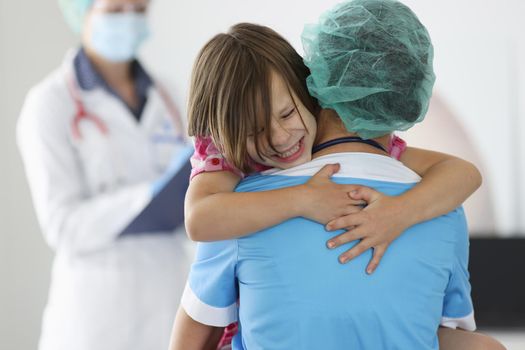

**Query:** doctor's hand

left=151, top=145, right=194, bottom=196
left=299, top=164, right=367, bottom=225
left=324, top=187, right=412, bottom=275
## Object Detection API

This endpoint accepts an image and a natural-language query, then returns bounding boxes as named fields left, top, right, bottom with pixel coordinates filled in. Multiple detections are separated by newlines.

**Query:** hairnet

left=58, top=0, right=93, bottom=33
left=302, top=0, right=435, bottom=139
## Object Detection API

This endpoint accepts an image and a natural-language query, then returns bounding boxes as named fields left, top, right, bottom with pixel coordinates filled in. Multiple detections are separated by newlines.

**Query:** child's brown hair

left=188, top=23, right=318, bottom=173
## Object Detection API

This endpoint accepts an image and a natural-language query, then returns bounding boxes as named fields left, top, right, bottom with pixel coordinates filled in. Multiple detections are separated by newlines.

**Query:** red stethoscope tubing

left=67, top=74, right=108, bottom=140
left=66, top=73, right=184, bottom=141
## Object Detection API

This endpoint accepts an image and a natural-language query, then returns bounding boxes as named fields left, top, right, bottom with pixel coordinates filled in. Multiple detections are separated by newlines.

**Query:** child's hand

left=300, top=164, right=367, bottom=224
left=324, top=187, right=410, bottom=275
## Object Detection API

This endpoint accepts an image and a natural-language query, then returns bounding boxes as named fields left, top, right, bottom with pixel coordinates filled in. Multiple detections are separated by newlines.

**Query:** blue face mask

left=89, top=12, right=150, bottom=62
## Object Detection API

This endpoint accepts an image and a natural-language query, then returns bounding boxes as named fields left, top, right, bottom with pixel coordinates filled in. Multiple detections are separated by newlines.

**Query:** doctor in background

left=16, top=0, right=194, bottom=349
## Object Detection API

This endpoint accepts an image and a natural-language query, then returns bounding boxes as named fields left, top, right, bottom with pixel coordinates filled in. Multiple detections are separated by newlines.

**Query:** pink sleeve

left=190, top=136, right=244, bottom=180
left=388, top=134, right=407, bottom=160
left=217, top=323, right=238, bottom=349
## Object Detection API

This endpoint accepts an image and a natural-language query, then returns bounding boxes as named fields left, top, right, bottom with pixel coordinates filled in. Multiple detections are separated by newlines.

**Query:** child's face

left=246, top=71, right=317, bottom=169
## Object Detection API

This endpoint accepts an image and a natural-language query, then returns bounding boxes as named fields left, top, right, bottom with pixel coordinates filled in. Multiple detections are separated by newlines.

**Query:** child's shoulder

left=190, top=136, right=244, bottom=180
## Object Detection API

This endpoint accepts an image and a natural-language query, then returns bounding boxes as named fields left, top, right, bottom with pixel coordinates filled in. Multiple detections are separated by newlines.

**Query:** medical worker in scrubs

left=16, top=1, right=193, bottom=349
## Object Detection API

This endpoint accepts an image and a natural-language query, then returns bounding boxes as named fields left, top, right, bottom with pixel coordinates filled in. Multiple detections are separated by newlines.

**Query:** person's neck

left=83, top=46, right=138, bottom=109
left=84, top=46, right=134, bottom=87
left=313, top=109, right=390, bottom=159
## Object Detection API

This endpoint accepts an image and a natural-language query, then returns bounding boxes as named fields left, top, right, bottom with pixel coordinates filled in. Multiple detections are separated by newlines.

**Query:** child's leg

left=438, top=327, right=506, bottom=350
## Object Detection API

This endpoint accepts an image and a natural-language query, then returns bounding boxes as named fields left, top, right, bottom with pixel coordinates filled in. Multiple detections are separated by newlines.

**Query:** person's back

left=186, top=152, right=474, bottom=349
left=178, top=2, right=480, bottom=348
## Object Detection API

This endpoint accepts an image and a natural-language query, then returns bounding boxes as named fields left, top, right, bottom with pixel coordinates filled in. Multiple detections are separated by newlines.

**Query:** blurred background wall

left=1, top=0, right=524, bottom=348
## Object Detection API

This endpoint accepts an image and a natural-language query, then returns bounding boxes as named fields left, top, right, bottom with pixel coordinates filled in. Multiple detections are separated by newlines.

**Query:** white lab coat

left=17, top=52, right=194, bottom=350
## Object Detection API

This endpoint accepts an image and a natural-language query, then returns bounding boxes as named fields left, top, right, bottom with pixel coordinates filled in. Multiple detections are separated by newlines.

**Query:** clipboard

left=120, top=147, right=193, bottom=235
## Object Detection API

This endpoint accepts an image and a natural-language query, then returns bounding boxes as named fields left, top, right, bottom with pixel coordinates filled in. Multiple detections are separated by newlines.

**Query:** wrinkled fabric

left=302, top=0, right=435, bottom=139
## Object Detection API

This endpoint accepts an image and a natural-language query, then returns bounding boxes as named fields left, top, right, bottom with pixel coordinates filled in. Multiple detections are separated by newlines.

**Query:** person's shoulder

left=18, top=66, right=72, bottom=136
left=142, top=67, right=181, bottom=98
left=32, top=64, right=68, bottom=94
left=271, top=152, right=422, bottom=184
left=236, top=170, right=307, bottom=193
left=26, top=49, right=83, bottom=107
left=439, top=205, right=469, bottom=242
left=144, top=67, right=188, bottom=125
left=332, top=152, right=420, bottom=183
left=23, top=67, right=69, bottom=113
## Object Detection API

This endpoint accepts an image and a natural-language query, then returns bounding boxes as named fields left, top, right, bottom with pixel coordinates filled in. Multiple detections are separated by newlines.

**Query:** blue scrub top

left=182, top=153, right=475, bottom=350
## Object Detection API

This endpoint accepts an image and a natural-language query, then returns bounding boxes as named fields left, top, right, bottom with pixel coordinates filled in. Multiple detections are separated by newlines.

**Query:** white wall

left=1, top=0, right=524, bottom=348
left=400, top=0, right=525, bottom=235
left=0, top=1, right=75, bottom=348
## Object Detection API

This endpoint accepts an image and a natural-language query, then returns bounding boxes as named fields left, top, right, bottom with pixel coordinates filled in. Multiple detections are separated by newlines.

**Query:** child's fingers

left=347, top=197, right=367, bottom=207
left=343, top=205, right=363, bottom=217
left=366, top=244, right=388, bottom=275
left=312, top=163, right=340, bottom=179
left=349, top=186, right=382, bottom=203
left=326, top=212, right=363, bottom=231
left=326, top=226, right=363, bottom=249
left=337, top=237, right=372, bottom=264
left=344, top=184, right=366, bottom=195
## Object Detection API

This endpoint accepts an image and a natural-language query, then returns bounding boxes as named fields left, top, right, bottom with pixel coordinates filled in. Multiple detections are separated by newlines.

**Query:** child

left=184, top=23, right=479, bottom=274
left=173, top=4, right=500, bottom=348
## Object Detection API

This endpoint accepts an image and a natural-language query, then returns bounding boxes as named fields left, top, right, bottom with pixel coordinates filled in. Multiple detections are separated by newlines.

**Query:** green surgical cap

left=302, top=0, right=435, bottom=139
left=58, top=0, right=93, bottom=33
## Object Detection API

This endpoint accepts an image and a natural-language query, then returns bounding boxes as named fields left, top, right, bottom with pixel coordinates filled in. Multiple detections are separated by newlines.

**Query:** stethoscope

left=66, top=72, right=109, bottom=140
left=65, top=69, right=190, bottom=179
left=65, top=71, right=186, bottom=144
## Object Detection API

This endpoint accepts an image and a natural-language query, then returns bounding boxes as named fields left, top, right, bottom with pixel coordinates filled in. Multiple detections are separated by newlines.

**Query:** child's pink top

left=190, top=136, right=270, bottom=180
left=190, top=135, right=407, bottom=180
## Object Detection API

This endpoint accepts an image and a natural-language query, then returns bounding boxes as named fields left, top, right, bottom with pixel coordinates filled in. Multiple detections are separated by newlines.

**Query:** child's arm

left=438, top=327, right=506, bottom=350
left=325, top=147, right=482, bottom=273
left=398, top=147, right=482, bottom=220
left=185, top=164, right=365, bottom=241
left=169, top=307, right=224, bottom=350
